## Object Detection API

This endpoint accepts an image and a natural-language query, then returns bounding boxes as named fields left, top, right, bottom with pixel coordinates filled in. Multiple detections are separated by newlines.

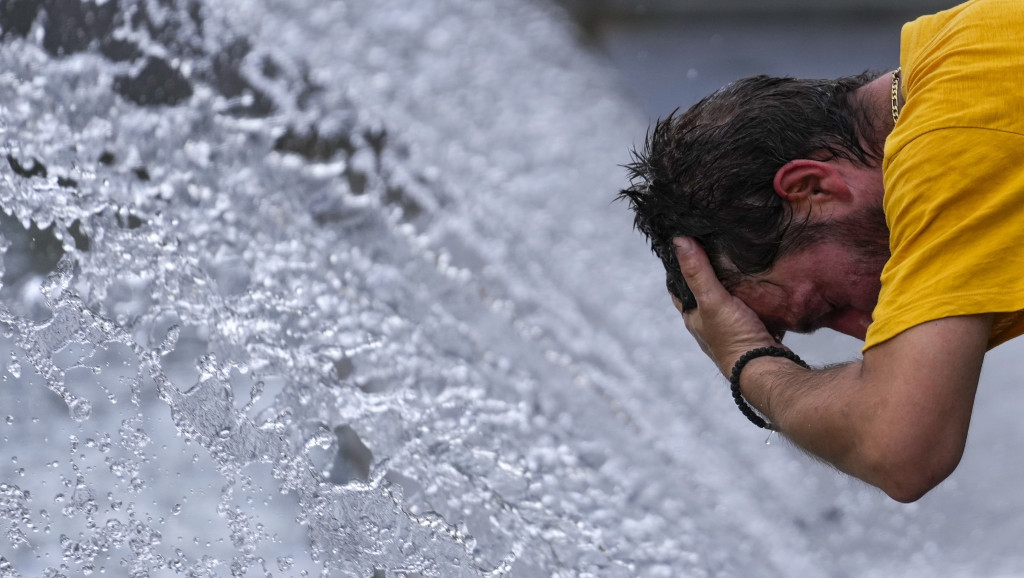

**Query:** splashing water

left=2, top=0, right=1015, bottom=577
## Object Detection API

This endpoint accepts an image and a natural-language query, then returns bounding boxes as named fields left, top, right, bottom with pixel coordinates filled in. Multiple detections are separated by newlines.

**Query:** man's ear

left=773, top=159, right=851, bottom=216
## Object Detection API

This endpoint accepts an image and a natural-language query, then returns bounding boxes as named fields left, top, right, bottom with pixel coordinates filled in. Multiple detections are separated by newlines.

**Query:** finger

left=672, top=237, right=732, bottom=308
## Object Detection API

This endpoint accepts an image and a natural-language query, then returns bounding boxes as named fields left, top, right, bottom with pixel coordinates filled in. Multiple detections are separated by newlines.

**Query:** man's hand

left=670, top=241, right=993, bottom=502
left=672, top=237, right=780, bottom=375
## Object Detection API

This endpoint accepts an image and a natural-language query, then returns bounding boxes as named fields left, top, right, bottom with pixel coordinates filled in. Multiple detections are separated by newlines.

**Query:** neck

left=858, top=70, right=902, bottom=132
left=851, top=70, right=901, bottom=159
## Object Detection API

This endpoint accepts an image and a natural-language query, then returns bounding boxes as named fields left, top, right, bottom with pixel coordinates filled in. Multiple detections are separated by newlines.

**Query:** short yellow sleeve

left=866, top=128, right=1024, bottom=351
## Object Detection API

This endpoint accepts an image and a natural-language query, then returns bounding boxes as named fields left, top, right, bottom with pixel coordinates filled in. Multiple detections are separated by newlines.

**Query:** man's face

left=730, top=209, right=890, bottom=341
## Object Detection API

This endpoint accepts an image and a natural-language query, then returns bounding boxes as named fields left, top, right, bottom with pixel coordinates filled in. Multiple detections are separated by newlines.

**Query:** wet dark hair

left=618, top=72, right=884, bottom=310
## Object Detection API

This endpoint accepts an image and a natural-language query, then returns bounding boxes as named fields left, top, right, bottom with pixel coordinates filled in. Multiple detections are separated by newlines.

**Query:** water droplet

left=239, top=380, right=265, bottom=417
left=6, top=359, right=20, bottom=378
left=68, top=398, right=92, bottom=422
left=159, top=325, right=181, bottom=355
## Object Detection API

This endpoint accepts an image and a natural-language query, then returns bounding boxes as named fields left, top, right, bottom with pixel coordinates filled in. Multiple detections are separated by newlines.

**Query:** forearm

left=739, top=358, right=873, bottom=478
left=737, top=354, right=973, bottom=502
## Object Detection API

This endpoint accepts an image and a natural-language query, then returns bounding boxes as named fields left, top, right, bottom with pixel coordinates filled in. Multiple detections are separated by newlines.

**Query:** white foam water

left=2, top=1, right=1021, bottom=577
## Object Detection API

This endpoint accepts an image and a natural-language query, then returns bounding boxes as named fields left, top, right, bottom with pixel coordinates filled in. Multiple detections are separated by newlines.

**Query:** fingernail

left=673, top=237, right=695, bottom=255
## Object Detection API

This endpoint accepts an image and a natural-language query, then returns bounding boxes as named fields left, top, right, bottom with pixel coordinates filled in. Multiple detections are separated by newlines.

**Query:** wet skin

left=730, top=240, right=885, bottom=342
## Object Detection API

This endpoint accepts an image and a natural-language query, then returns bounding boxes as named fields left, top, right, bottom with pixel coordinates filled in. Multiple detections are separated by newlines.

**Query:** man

left=619, top=0, right=1024, bottom=503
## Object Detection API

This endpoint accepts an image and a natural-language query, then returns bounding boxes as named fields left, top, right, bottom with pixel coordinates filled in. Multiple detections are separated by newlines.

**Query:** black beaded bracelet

left=729, top=346, right=810, bottom=430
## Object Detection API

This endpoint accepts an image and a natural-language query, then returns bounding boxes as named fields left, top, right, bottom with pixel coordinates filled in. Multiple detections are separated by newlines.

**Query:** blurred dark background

left=554, top=0, right=957, bottom=120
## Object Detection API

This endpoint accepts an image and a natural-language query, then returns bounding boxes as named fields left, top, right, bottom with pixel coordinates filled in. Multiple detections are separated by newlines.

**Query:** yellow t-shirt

left=865, top=0, right=1024, bottom=351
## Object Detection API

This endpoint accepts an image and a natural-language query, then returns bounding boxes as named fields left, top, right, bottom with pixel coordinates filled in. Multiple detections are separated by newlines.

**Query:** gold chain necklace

left=891, top=67, right=902, bottom=124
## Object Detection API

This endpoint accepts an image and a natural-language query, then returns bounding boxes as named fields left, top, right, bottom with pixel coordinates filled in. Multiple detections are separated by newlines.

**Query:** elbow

left=863, top=440, right=964, bottom=504
left=881, top=476, right=942, bottom=504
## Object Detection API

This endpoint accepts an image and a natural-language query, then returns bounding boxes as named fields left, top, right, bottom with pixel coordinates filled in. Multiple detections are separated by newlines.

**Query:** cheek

left=850, top=271, right=883, bottom=310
